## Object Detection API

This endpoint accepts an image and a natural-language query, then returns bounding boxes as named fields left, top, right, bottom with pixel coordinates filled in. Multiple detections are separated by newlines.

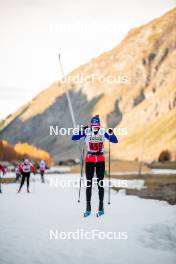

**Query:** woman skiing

left=0, top=164, right=5, bottom=193
left=0, top=164, right=5, bottom=174
left=18, top=158, right=35, bottom=193
left=39, top=160, right=47, bottom=183
left=72, top=115, right=118, bottom=217
left=15, top=165, right=21, bottom=182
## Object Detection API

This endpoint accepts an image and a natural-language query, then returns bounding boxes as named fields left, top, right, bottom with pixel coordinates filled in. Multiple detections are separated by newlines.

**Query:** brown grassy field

left=112, top=173, right=176, bottom=205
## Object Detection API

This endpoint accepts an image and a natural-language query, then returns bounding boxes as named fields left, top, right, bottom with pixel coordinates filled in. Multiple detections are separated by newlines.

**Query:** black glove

left=108, top=128, right=113, bottom=135
left=83, top=125, right=89, bottom=130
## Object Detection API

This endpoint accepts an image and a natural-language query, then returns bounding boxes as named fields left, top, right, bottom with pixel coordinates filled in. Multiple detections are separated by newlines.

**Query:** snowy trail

left=0, top=174, right=176, bottom=264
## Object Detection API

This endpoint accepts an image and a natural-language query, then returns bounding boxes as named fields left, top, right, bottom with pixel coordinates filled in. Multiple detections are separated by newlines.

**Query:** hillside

left=0, top=8, right=176, bottom=162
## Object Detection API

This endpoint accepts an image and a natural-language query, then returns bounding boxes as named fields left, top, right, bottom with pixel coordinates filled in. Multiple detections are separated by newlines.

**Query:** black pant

left=40, top=172, right=45, bottom=183
left=19, top=172, right=30, bottom=191
left=85, top=161, right=105, bottom=203
left=16, top=173, right=21, bottom=181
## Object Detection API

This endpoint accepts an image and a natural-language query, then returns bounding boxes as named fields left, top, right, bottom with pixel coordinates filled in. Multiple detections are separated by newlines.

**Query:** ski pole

left=108, top=139, right=111, bottom=204
left=58, top=54, right=85, bottom=202
left=77, top=148, right=84, bottom=202
left=58, top=53, right=82, bottom=157
left=58, top=54, right=76, bottom=127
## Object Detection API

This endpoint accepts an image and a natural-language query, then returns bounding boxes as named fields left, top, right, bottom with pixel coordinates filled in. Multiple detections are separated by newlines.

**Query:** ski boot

left=96, top=202, right=104, bottom=217
left=84, top=201, right=91, bottom=217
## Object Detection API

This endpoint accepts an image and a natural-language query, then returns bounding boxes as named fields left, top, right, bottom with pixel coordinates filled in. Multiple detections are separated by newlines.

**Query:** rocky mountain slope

left=0, top=8, right=176, bottom=162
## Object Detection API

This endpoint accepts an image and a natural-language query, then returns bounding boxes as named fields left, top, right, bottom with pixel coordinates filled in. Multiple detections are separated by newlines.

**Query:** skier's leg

left=18, top=173, right=25, bottom=192
left=85, top=162, right=94, bottom=203
left=85, top=162, right=95, bottom=212
left=96, top=161, right=105, bottom=211
left=27, top=173, right=30, bottom=192
left=41, top=172, right=45, bottom=183
left=40, top=172, right=43, bottom=183
left=16, top=174, right=20, bottom=182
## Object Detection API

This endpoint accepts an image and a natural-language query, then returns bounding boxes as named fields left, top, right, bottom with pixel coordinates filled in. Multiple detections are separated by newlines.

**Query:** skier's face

left=91, top=126, right=100, bottom=133
left=24, top=159, right=29, bottom=165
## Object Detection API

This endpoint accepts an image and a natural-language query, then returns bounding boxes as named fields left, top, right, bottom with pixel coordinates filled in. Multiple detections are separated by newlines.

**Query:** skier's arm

left=18, top=164, right=22, bottom=174
left=31, top=165, right=35, bottom=174
left=72, top=131, right=86, bottom=141
left=105, top=129, right=118, bottom=143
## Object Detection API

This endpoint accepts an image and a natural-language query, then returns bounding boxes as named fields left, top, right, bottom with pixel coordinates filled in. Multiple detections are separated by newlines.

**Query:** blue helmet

left=90, top=115, right=100, bottom=127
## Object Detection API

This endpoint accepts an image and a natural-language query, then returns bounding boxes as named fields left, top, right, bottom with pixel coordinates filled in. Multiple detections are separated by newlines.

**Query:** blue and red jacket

left=72, top=129, right=118, bottom=162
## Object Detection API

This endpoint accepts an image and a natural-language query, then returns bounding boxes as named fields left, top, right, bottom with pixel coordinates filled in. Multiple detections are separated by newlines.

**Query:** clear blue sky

left=0, top=0, right=175, bottom=119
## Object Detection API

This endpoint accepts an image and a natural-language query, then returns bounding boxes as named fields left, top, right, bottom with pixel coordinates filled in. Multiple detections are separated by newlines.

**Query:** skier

left=15, top=165, right=21, bottom=182
left=18, top=158, right=35, bottom=193
left=0, top=164, right=5, bottom=193
left=0, top=164, right=5, bottom=174
left=39, top=160, right=46, bottom=183
left=72, top=115, right=118, bottom=217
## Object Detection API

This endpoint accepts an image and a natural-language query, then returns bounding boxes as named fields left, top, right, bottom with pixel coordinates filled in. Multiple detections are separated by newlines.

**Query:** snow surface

left=0, top=174, right=176, bottom=264
left=152, top=169, right=176, bottom=174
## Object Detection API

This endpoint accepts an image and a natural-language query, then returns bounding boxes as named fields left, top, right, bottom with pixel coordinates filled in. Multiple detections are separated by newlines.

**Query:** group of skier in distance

left=0, top=159, right=47, bottom=193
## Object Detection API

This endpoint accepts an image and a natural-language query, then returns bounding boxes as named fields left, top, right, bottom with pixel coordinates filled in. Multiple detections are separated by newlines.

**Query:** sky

left=0, top=0, right=175, bottom=119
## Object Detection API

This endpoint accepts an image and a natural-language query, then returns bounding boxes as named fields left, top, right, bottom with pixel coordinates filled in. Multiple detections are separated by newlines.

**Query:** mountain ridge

left=1, top=8, right=176, bottom=162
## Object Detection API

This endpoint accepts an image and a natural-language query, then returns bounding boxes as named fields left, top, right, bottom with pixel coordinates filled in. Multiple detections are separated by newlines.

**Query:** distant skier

left=0, top=164, right=5, bottom=193
left=0, top=164, right=5, bottom=174
left=72, top=115, right=118, bottom=217
left=39, top=160, right=47, bottom=183
left=18, top=158, right=35, bottom=193
left=15, top=165, right=21, bottom=182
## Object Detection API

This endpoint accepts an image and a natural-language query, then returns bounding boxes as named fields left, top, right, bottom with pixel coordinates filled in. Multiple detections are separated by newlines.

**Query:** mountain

left=0, top=8, right=176, bottom=162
